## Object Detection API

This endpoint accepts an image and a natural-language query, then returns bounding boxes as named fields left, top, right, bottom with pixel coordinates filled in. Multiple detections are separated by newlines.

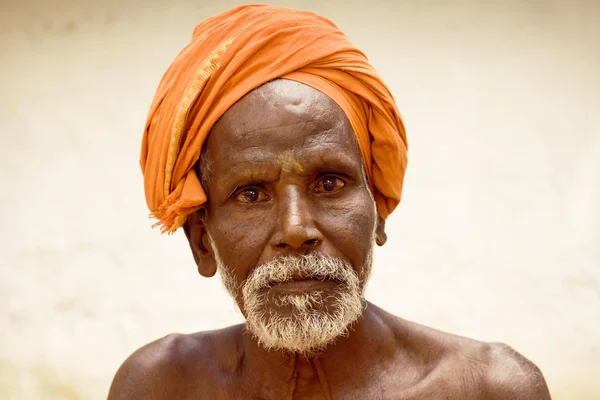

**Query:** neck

left=238, top=301, right=396, bottom=398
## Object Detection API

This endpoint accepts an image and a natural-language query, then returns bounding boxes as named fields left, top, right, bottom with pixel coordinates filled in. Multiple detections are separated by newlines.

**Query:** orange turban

left=141, top=4, right=407, bottom=233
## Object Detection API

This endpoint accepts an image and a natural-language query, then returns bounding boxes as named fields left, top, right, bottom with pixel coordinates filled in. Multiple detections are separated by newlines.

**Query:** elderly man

left=109, top=4, right=550, bottom=399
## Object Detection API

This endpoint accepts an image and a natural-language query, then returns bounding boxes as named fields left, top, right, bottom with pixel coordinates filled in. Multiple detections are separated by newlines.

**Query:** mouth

left=268, top=276, right=341, bottom=294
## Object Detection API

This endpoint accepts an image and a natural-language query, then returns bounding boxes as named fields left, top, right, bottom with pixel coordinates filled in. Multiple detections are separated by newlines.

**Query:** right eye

left=235, top=188, right=269, bottom=203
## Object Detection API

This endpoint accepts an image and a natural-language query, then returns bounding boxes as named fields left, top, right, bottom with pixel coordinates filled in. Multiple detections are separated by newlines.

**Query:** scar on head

left=277, top=151, right=304, bottom=173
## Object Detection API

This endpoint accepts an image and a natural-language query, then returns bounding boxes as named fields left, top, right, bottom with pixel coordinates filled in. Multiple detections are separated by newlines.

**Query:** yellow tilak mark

left=277, top=151, right=304, bottom=174
left=162, top=26, right=250, bottom=198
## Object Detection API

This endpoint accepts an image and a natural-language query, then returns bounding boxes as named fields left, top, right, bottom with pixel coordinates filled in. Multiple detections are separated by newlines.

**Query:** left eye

left=315, top=176, right=345, bottom=193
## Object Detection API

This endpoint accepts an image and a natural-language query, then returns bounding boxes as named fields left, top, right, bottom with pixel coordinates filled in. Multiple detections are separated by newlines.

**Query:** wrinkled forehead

left=206, top=79, right=362, bottom=161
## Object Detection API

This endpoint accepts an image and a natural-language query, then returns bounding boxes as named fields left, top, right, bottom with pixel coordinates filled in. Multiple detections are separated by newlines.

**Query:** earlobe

left=182, top=211, right=217, bottom=278
left=375, top=216, right=387, bottom=246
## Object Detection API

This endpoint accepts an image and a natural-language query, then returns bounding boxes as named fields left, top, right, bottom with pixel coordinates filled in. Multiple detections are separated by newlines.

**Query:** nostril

left=305, top=239, right=319, bottom=246
left=276, top=242, right=289, bottom=249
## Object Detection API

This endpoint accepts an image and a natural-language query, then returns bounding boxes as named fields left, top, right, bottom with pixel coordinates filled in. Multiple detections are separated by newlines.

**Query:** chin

left=217, top=251, right=371, bottom=355
left=244, top=285, right=366, bottom=356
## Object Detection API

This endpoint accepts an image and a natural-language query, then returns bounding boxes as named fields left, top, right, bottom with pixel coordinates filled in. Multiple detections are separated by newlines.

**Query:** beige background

left=1, top=0, right=599, bottom=399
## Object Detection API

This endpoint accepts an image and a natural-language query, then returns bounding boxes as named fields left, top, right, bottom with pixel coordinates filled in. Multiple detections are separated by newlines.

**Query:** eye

left=315, top=176, right=345, bottom=193
left=235, top=187, right=269, bottom=203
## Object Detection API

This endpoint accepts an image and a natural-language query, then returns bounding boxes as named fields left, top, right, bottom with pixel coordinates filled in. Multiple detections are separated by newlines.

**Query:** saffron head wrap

left=141, top=4, right=408, bottom=233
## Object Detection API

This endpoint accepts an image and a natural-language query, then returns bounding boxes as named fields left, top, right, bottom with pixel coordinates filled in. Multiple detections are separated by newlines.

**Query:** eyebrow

left=217, top=160, right=279, bottom=193
left=299, top=150, right=360, bottom=174
left=215, top=145, right=362, bottom=194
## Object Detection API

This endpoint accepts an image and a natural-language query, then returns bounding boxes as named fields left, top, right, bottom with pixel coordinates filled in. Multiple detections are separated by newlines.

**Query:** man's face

left=187, top=79, right=381, bottom=355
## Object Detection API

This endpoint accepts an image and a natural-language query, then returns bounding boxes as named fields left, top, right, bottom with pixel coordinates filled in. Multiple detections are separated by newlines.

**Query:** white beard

left=214, top=247, right=373, bottom=356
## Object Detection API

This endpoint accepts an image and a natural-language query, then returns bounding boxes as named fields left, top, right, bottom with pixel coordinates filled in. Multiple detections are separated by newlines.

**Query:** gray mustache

left=244, top=253, right=356, bottom=289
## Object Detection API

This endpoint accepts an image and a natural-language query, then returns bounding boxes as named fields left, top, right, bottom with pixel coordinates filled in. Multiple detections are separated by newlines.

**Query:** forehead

left=206, top=79, right=362, bottom=165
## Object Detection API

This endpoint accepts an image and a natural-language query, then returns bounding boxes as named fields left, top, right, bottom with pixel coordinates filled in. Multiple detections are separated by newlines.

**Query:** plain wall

left=1, top=0, right=598, bottom=398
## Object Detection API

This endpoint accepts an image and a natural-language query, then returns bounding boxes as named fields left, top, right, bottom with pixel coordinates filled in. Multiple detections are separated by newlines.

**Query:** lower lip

left=269, top=278, right=339, bottom=293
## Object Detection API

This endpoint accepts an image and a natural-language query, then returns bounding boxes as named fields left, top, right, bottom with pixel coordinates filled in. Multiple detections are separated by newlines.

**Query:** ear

left=182, top=210, right=217, bottom=277
left=375, top=216, right=387, bottom=246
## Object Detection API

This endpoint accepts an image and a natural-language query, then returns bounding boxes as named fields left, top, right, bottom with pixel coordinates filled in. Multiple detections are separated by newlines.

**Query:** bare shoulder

left=107, top=325, right=243, bottom=400
left=417, top=325, right=551, bottom=399
left=477, top=342, right=551, bottom=399
left=374, top=307, right=550, bottom=399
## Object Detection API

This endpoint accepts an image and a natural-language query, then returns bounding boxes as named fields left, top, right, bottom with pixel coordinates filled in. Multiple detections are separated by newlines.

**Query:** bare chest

left=168, top=367, right=481, bottom=400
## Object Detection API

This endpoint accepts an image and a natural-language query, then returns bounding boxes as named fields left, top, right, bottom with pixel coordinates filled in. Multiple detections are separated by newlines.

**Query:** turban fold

left=141, top=4, right=408, bottom=233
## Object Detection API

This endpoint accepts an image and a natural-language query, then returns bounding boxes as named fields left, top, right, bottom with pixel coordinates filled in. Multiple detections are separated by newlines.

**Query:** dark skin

left=109, top=80, right=551, bottom=399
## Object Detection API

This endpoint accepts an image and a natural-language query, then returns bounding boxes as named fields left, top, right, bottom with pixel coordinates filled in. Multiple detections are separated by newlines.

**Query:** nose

left=272, top=185, right=322, bottom=251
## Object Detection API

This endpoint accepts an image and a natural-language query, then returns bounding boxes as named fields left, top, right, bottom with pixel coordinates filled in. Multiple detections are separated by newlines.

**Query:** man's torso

left=108, top=307, right=550, bottom=399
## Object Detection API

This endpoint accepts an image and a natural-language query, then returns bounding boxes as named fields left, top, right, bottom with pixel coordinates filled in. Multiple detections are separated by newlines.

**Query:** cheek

left=209, top=207, right=273, bottom=278
left=315, top=189, right=376, bottom=270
